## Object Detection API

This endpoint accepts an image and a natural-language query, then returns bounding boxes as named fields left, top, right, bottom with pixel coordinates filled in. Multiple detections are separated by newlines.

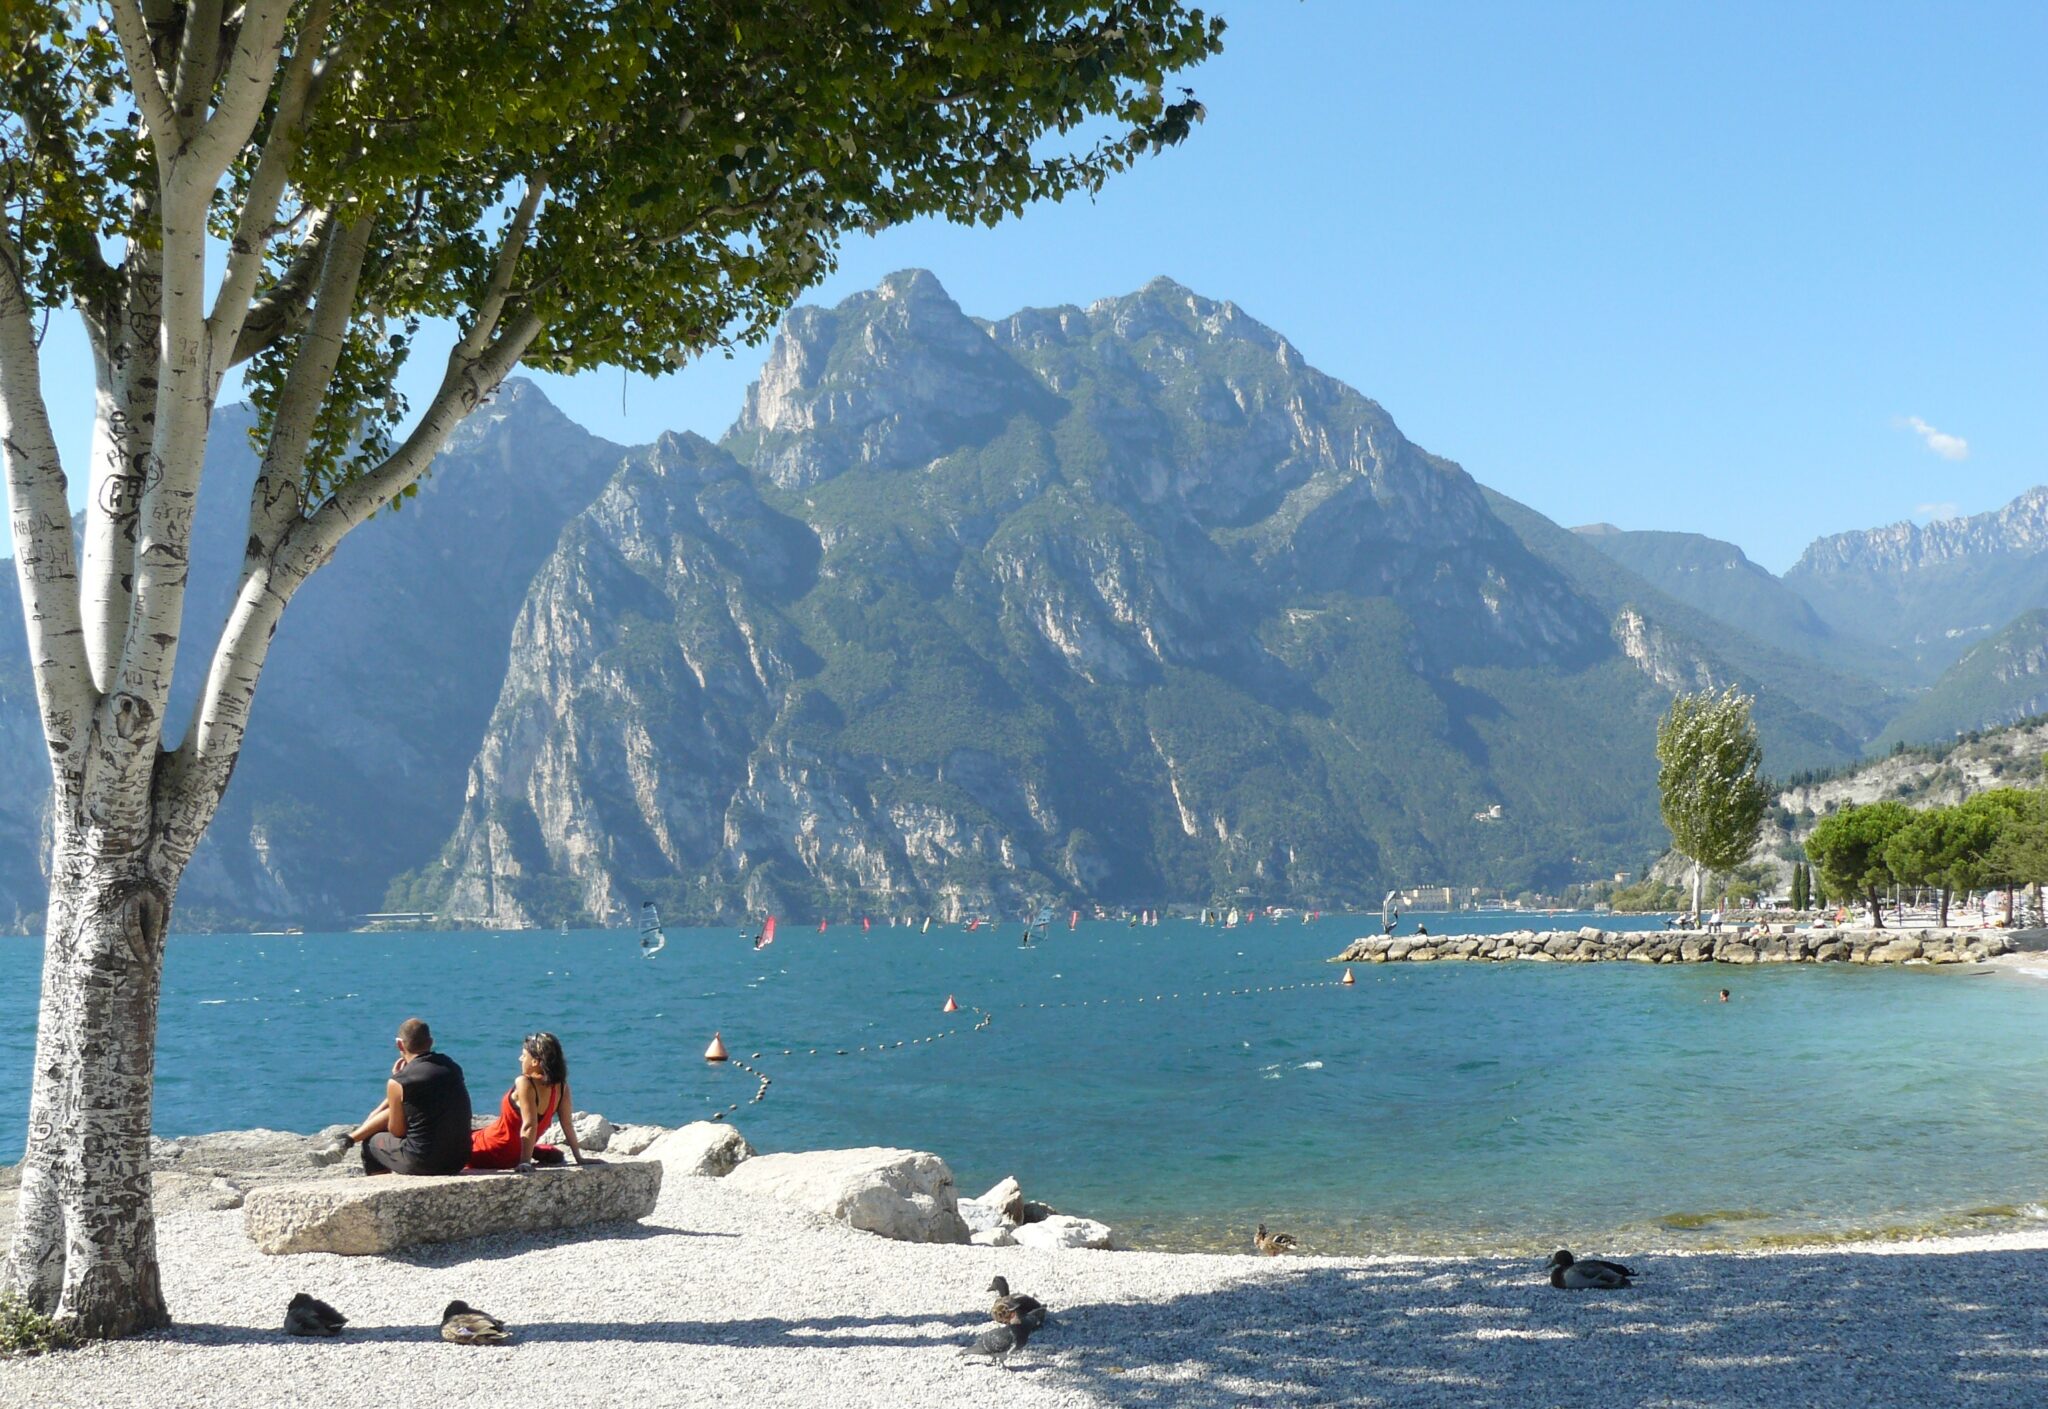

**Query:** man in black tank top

left=340, top=1018, right=473, bottom=1175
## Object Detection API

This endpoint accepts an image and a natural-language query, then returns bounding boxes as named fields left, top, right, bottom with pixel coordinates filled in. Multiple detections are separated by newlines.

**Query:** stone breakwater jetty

left=1334, top=926, right=2025, bottom=966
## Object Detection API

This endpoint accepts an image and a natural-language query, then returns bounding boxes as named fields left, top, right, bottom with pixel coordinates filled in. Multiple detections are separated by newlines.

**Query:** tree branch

left=176, top=308, right=544, bottom=850
left=228, top=213, right=329, bottom=367
left=245, top=211, right=374, bottom=556
left=0, top=238, right=95, bottom=789
left=168, top=0, right=225, bottom=143
left=460, top=173, right=547, bottom=360
left=207, top=0, right=334, bottom=382
left=77, top=252, right=163, bottom=694
left=157, top=546, right=304, bottom=868
left=301, top=311, right=543, bottom=559
left=108, top=0, right=178, bottom=167
left=180, top=0, right=293, bottom=188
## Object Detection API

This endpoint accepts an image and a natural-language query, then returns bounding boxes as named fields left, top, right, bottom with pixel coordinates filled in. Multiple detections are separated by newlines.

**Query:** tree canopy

left=0, top=0, right=1224, bottom=1339
left=1882, top=802, right=1999, bottom=926
left=1805, top=800, right=1913, bottom=926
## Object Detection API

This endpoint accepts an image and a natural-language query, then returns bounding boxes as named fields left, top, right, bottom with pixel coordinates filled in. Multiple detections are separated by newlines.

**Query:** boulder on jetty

left=243, top=1159, right=664, bottom=1255
left=642, top=1121, right=754, bottom=1177
left=1333, top=927, right=2017, bottom=966
left=724, top=1147, right=970, bottom=1244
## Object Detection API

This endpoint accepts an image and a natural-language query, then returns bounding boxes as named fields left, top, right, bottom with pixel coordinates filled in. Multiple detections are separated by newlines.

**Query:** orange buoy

left=943, top=995, right=959, bottom=1013
left=1341, top=968, right=1355, bottom=986
left=705, top=1031, right=729, bottom=1062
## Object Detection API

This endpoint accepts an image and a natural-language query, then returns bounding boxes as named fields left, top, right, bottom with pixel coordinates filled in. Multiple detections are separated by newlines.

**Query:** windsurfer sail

left=753, top=914, right=777, bottom=950
left=639, top=902, right=667, bottom=958
left=1022, top=904, right=1054, bottom=947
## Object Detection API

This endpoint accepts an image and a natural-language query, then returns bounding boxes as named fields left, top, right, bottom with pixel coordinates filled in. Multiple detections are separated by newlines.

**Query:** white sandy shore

left=5, top=1168, right=2048, bottom=1409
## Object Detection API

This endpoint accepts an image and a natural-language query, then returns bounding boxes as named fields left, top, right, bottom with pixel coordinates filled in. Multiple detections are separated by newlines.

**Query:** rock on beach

left=1334, top=926, right=2023, bottom=966
left=723, top=1147, right=970, bottom=1243
left=242, top=1158, right=663, bottom=1255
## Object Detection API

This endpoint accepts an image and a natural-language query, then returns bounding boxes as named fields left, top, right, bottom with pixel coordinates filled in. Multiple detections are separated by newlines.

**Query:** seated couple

left=340, top=1018, right=591, bottom=1175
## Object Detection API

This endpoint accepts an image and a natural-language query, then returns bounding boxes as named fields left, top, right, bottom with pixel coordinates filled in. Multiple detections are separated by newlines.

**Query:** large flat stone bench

left=243, top=1157, right=663, bottom=1255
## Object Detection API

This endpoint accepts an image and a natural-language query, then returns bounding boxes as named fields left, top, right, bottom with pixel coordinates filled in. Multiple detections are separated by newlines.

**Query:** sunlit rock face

left=0, top=274, right=1912, bottom=933
left=432, top=272, right=1715, bottom=926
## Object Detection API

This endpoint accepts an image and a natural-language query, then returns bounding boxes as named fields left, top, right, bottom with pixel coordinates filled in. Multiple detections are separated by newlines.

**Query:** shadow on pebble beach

left=1035, top=1253, right=2048, bottom=1408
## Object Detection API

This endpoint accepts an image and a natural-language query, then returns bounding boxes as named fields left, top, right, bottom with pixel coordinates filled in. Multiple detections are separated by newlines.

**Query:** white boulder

left=957, top=1197, right=1008, bottom=1235
left=724, top=1147, right=970, bottom=1243
left=642, top=1121, right=754, bottom=1177
left=555, top=1110, right=613, bottom=1153
left=977, top=1175, right=1025, bottom=1223
left=1010, top=1214, right=1113, bottom=1250
left=970, top=1226, right=1018, bottom=1248
left=605, top=1123, right=668, bottom=1157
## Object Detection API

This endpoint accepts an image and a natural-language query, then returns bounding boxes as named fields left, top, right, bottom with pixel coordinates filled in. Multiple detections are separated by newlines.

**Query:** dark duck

left=282, top=1292, right=347, bottom=1336
left=1546, top=1249, right=1637, bottom=1289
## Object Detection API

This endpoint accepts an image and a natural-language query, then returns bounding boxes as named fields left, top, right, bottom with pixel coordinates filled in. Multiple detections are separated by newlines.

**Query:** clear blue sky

left=26, top=1, right=2048, bottom=571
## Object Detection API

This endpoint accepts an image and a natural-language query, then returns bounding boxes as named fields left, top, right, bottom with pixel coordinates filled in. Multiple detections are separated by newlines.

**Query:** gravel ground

left=5, top=1169, right=2048, bottom=1409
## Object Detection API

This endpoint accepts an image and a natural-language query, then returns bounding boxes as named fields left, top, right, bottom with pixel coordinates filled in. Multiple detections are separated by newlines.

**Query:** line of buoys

left=1012, top=978, right=1348, bottom=1011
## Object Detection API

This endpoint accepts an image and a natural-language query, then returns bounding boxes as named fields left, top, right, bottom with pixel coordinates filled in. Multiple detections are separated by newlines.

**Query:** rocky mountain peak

left=726, top=269, right=1055, bottom=488
left=446, top=376, right=575, bottom=449
left=646, top=429, right=742, bottom=485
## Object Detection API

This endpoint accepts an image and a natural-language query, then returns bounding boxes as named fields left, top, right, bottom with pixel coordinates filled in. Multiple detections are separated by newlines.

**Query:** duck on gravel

left=440, top=1300, right=514, bottom=1345
left=282, top=1293, right=347, bottom=1336
left=987, top=1276, right=1046, bottom=1326
left=1546, top=1249, right=1637, bottom=1289
left=1254, top=1223, right=1298, bottom=1256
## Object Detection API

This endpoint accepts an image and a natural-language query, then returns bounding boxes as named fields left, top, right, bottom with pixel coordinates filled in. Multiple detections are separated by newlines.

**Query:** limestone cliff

left=420, top=274, right=1820, bottom=924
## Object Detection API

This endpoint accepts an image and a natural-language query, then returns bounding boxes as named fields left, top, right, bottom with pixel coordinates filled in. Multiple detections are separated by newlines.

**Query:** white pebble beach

left=6, top=1166, right=2048, bottom=1409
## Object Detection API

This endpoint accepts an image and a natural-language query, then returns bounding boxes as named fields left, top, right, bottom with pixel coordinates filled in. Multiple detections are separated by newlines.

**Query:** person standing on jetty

left=338, top=1018, right=473, bottom=1176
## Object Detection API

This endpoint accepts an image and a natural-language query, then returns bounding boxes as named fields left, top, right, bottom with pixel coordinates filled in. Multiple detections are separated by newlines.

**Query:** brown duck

left=440, top=1300, right=513, bottom=1345
left=1254, top=1223, right=1298, bottom=1256
left=987, top=1276, right=1046, bottom=1325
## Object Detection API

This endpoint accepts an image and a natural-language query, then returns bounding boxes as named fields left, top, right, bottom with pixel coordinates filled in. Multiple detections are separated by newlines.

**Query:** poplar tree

left=0, top=0, right=1224, bottom=1337
left=1655, top=687, right=1769, bottom=921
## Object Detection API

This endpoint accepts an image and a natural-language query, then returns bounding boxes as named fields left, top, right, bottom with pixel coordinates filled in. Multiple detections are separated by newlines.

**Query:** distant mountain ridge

left=1783, top=488, right=2048, bottom=682
left=4, top=272, right=2048, bottom=930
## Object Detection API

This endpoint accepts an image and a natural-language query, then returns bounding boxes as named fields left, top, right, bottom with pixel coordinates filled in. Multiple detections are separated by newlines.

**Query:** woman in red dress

left=467, top=1032, right=589, bottom=1171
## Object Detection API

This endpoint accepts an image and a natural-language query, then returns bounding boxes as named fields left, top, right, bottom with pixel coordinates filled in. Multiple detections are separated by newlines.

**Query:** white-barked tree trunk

left=0, top=0, right=538, bottom=1336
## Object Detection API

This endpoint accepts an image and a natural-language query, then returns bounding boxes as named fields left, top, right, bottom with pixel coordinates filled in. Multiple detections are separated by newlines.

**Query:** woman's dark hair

left=523, top=1032, right=567, bottom=1085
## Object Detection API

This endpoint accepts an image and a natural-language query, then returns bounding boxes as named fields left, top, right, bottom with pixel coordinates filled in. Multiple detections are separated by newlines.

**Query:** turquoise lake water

left=4, top=912, right=2048, bottom=1255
